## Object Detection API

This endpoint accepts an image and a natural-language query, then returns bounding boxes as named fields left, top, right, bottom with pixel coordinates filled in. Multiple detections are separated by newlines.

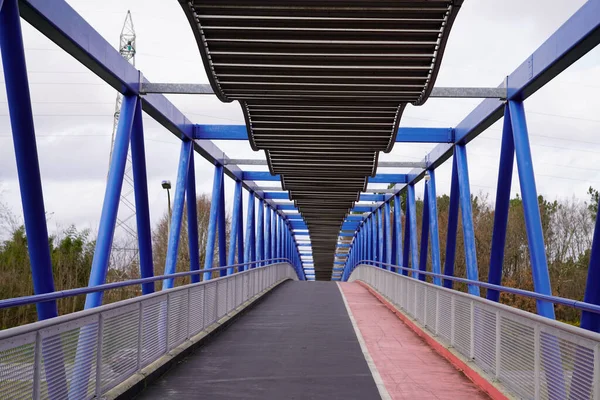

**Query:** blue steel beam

left=244, top=171, right=407, bottom=184
left=393, top=193, right=403, bottom=267
left=244, top=192, right=256, bottom=270
left=217, top=169, right=227, bottom=277
left=85, top=95, right=137, bottom=307
left=203, top=165, right=224, bottom=281
left=290, top=221, right=359, bottom=230
left=1, top=1, right=68, bottom=397
left=385, top=202, right=392, bottom=266
left=582, top=201, right=600, bottom=333
left=0, top=0, right=58, bottom=319
left=17, top=0, right=288, bottom=223
left=196, top=124, right=452, bottom=143
left=418, top=182, right=430, bottom=281
left=264, top=192, right=289, bottom=200
left=227, top=181, right=243, bottom=275
left=265, top=204, right=272, bottom=260
left=396, top=127, right=454, bottom=143
left=455, top=144, right=480, bottom=296
left=508, top=100, right=554, bottom=318
left=427, top=171, right=442, bottom=286
left=130, top=98, right=155, bottom=293
left=186, top=147, right=200, bottom=284
left=443, top=154, right=460, bottom=288
left=397, top=0, right=600, bottom=188
left=164, top=141, right=193, bottom=289
left=263, top=191, right=385, bottom=202
left=406, top=184, right=419, bottom=278
left=487, top=106, right=515, bottom=301
left=256, top=199, right=264, bottom=267
left=377, top=208, right=384, bottom=267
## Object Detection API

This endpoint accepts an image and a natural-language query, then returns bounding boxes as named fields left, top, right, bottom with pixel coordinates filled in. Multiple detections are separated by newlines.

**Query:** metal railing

left=0, top=262, right=297, bottom=399
left=350, top=265, right=600, bottom=400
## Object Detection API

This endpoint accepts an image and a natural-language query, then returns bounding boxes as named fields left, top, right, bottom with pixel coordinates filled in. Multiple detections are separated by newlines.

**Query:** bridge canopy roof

left=180, top=0, right=462, bottom=279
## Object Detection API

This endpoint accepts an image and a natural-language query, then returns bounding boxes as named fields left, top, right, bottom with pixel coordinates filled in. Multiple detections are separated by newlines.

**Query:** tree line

left=0, top=188, right=596, bottom=328
left=0, top=195, right=229, bottom=329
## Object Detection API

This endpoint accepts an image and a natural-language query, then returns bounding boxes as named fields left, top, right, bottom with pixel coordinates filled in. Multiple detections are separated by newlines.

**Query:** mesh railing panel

left=0, top=333, right=36, bottom=400
left=141, top=297, right=167, bottom=368
left=499, top=315, right=536, bottom=398
left=438, top=292, right=452, bottom=344
left=217, top=280, right=227, bottom=320
left=101, top=304, right=139, bottom=392
left=189, top=285, right=205, bottom=337
left=204, top=282, right=217, bottom=327
left=40, top=316, right=98, bottom=400
left=425, top=287, right=437, bottom=333
left=168, top=291, right=189, bottom=349
left=473, top=305, right=496, bottom=376
left=453, top=297, right=472, bottom=357
left=349, top=265, right=600, bottom=400
left=0, top=263, right=296, bottom=399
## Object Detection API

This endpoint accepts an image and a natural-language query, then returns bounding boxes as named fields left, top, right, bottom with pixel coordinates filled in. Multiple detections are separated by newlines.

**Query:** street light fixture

left=161, top=180, right=172, bottom=222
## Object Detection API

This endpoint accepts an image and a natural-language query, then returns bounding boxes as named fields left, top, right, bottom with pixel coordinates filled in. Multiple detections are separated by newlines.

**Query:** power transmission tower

left=108, top=11, right=138, bottom=271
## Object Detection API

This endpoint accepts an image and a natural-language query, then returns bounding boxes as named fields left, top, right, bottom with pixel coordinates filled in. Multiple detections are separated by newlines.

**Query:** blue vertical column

left=394, top=193, right=403, bottom=268
left=402, top=197, right=411, bottom=276
left=444, top=154, right=460, bottom=288
left=243, top=191, right=255, bottom=270
left=418, top=182, right=430, bottom=281
left=582, top=200, right=600, bottom=332
left=0, top=0, right=59, bottom=319
left=271, top=209, right=276, bottom=260
left=377, top=207, right=384, bottom=266
left=86, top=95, right=138, bottom=306
left=130, top=98, right=155, bottom=293
left=163, top=141, right=193, bottom=289
left=362, top=223, right=367, bottom=264
left=240, top=192, right=254, bottom=271
left=385, top=202, right=392, bottom=268
left=455, top=144, right=480, bottom=296
left=265, top=204, right=271, bottom=261
left=217, top=173, right=227, bottom=277
left=1, top=2, right=67, bottom=397
left=407, top=184, right=419, bottom=279
left=203, top=165, right=224, bottom=281
left=508, top=100, right=555, bottom=317
left=227, top=181, right=243, bottom=275
left=427, top=171, right=442, bottom=286
left=488, top=106, right=515, bottom=301
left=256, top=199, right=264, bottom=267
left=365, top=216, right=371, bottom=264
left=275, top=215, right=281, bottom=259
left=237, top=189, right=244, bottom=267
left=185, top=147, right=200, bottom=283
left=371, top=212, right=379, bottom=265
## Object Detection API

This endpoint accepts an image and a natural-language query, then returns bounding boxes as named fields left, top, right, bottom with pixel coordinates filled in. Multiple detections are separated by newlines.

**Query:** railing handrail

left=0, top=258, right=292, bottom=311
left=0, top=262, right=294, bottom=340
left=355, top=260, right=600, bottom=316
left=351, top=264, right=600, bottom=343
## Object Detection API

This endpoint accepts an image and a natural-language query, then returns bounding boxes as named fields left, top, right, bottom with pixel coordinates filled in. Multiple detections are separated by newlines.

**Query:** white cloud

left=0, top=0, right=599, bottom=239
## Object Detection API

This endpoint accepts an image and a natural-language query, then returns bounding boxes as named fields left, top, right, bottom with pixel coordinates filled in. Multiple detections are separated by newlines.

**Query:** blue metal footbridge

left=0, top=0, right=600, bottom=399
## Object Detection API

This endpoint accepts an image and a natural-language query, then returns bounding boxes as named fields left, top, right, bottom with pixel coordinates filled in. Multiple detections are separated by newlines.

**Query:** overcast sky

left=1, top=0, right=599, bottom=242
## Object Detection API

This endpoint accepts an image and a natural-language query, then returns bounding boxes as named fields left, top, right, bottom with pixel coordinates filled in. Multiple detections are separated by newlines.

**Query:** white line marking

left=337, top=282, right=392, bottom=400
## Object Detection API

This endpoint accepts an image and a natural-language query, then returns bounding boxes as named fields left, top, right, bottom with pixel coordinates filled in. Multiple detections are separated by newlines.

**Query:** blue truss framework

left=0, top=0, right=598, bottom=354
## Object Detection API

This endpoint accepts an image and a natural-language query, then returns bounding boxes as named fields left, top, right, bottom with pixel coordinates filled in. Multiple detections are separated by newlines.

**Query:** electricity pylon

left=108, top=11, right=138, bottom=271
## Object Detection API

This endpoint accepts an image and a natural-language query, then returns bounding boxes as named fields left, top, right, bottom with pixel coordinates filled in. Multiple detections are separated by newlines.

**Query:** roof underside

left=180, top=0, right=462, bottom=280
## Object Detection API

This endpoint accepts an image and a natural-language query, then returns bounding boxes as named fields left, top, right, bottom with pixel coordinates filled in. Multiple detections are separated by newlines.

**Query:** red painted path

left=339, top=282, right=489, bottom=400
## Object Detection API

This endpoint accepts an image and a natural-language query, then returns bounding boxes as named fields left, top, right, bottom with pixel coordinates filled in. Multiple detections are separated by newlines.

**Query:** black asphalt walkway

left=135, top=281, right=380, bottom=399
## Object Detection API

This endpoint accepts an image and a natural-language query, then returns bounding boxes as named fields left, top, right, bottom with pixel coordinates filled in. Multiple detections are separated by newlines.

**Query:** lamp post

left=161, top=179, right=172, bottom=223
